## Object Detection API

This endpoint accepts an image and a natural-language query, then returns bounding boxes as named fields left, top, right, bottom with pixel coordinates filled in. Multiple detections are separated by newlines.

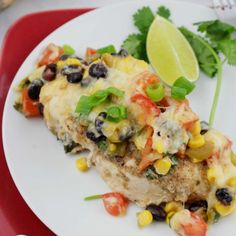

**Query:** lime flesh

left=147, top=16, right=199, bottom=86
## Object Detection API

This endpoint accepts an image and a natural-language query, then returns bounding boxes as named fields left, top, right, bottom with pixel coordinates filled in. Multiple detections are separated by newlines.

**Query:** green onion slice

left=97, top=45, right=116, bottom=54
left=84, top=194, right=103, bottom=201
left=146, top=83, right=165, bottom=102
left=171, top=86, right=187, bottom=100
left=75, top=87, right=124, bottom=115
left=62, top=44, right=75, bottom=56
left=173, top=76, right=195, bottom=95
left=107, top=105, right=127, bottom=123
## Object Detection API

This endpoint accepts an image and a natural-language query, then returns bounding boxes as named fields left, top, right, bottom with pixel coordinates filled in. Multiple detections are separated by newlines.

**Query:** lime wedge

left=147, top=16, right=199, bottom=86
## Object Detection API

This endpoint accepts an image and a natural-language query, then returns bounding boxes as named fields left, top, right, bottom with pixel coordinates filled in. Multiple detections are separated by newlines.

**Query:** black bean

left=216, top=188, right=233, bottom=206
left=146, top=204, right=166, bottom=221
left=43, top=64, right=57, bottom=81
left=60, top=54, right=70, bottom=61
left=66, top=72, right=83, bottom=83
left=27, top=79, right=44, bottom=100
left=89, top=63, right=108, bottom=79
left=86, top=131, right=106, bottom=143
left=118, top=49, right=129, bottom=57
left=95, top=112, right=107, bottom=134
left=38, top=103, right=44, bottom=116
left=61, top=65, right=79, bottom=76
left=188, top=200, right=208, bottom=212
left=200, top=121, right=209, bottom=135
left=86, top=124, right=106, bottom=144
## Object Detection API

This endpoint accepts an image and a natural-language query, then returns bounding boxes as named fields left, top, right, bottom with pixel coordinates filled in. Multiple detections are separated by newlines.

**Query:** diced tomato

left=102, top=192, right=129, bottom=216
left=22, top=89, right=40, bottom=117
left=170, top=210, right=207, bottom=236
left=86, top=47, right=97, bottom=57
left=158, top=97, right=170, bottom=107
left=138, top=126, right=161, bottom=171
left=131, top=94, right=160, bottom=117
left=182, top=213, right=207, bottom=236
left=38, top=43, right=63, bottom=66
left=136, top=71, right=160, bottom=90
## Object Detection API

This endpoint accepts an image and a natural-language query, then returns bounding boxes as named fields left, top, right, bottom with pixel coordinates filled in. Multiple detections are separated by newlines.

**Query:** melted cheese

left=152, top=106, right=190, bottom=154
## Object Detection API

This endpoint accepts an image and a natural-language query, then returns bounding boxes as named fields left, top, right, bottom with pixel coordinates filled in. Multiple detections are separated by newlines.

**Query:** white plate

left=3, top=0, right=236, bottom=235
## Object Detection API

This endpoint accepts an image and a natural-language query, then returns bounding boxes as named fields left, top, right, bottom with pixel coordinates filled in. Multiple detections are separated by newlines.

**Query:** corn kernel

left=57, top=60, right=65, bottom=68
left=231, top=151, right=236, bottom=166
left=109, top=143, right=117, bottom=152
left=188, top=134, right=205, bottom=149
left=164, top=202, right=182, bottom=213
left=156, top=140, right=164, bottom=154
left=207, top=168, right=216, bottom=184
left=83, top=69, right=89, bottom=78
left=154, top=157, right=172, bottom=175
left=191, top=121, right=201, bottom=136
left=76, top=157, right=89, bottom=172
left=92, top=58, right=101, bottom=64
left=137, top=210, right=153, bottom=228
left=214, top=199, right=236, bottom=216
left=227, top=177, right=236, bottom=188
left=66, top=58, right=81, bottom=66
left=166, top=211, right=175, bottom=225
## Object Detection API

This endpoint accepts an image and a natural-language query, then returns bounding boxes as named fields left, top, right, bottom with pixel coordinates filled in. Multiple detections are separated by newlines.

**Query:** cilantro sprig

left=122, top=6, right=170, bottom=61
left=180, top=20, right=236, bottom=126
left=122, top=5, right=236, bottom=127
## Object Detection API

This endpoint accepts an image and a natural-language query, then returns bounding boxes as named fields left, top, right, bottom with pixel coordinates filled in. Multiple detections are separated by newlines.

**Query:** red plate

left=0, top=8, right=93, bottom=236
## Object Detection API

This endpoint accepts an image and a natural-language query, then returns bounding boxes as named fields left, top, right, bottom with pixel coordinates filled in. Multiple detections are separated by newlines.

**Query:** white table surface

left=0, top=0, right=212, bottom=47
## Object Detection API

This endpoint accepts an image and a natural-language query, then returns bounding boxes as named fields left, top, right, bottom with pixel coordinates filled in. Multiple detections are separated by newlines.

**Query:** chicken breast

left=39, top=53, right=210, bottom=207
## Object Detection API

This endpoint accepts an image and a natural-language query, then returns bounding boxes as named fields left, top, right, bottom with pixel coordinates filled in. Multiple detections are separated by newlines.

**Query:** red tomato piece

left=182, top=213, right=207, bottom=236
left=38, top=43, right=63, bottom=66
left=136, top=71, right=160, bottom=90
left=131, top=94, right=160, bottom=117
left=86, top=47, right=97, bottom=57
left=22, top=88, right=40, bottom=117
left=138, top=126, right=157, bottom=171
left=102, top=192, right=128, bottom=216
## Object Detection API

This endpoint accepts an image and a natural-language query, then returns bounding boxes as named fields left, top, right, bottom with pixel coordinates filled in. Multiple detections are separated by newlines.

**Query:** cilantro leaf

left=194, top=20, right=236, bottom=42
left=156, top=6, right=171, bottom=20
left=122, top=5, right=171, bottom=61
left=121, top=34, right=146, bottom=59
left=133, top=6, right=154, bottom=34
left=179, top=27, right=219, bottom=78
left=219, top=39, right=236, bottom=65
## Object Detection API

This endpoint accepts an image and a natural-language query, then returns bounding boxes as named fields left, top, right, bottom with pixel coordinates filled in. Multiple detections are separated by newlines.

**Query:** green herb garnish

left=171, top=76, right=195, bottom=100
left=156, top=6, right=171, bottom=20
left=97, top=44, right=116, bottom=54
left=63, top=44, right=75, bottom=56
left=106, top=105, right=127, bottom=123
left=122, top=6, right=167, bottom=61
left=75, top=87, right=124, bottom=115
left=84, top=194, right=103, bottom=201
left=146, top=83, right=165, bottom=102
left=97, top=140, right=108, bottom=151
left=171, top=86, right=187, bottom=101
left=180, top=20, right=236, bottom=126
